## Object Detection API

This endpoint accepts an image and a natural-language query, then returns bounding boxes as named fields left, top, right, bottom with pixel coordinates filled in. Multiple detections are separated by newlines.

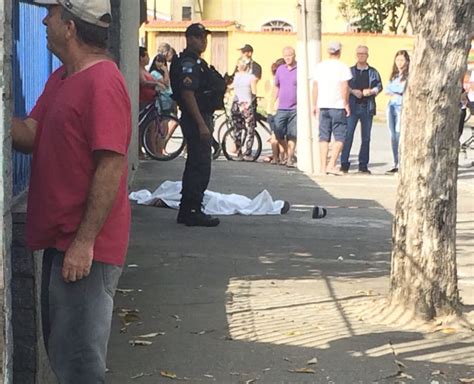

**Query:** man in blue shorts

left=312, top=41, right=352, bottom=175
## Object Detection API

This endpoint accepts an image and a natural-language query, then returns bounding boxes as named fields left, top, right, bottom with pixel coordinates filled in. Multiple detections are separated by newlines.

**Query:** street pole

left=296, top=0, right=321, bottom=174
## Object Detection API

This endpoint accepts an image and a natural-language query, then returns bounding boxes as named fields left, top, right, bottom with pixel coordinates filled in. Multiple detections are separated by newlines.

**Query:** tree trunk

left=389, top=0, right=473, bottom=320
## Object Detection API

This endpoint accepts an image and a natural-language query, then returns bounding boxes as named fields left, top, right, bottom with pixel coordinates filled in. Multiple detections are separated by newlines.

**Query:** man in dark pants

left=171, top=23, right=221, bottom=227
left=340, top=45, right=382, bottom=174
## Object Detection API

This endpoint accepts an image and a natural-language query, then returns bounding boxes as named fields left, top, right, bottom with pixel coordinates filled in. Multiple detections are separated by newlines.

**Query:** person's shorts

left=267, top=114, right=276, bottom=132
left=274, top=109, right=297, bottom=140
left=319, top=108, right=347, bottom=142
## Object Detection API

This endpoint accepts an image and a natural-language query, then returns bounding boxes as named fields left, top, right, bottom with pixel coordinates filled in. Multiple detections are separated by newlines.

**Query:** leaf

left=191, top=329, right=215, bottom=335
left=395, top=359, right=406, bottom=369
left=459, top=379, right=474, bottom=383
left=397, top=372, right=414, bottom=380
left=118, top=308, right=140, bottom=314
left=288, top=368, right=316, bottom=374
left=204, top=374, right=214, bottom=378
left=431, top=370, right=443, bottom=376
left=243, top=380, right=257, bottom=384
left=172, top=314, right=182, bottom=322
left=117, top=288, right=135, bottom=294
left=129, top=340, right=152, bottom=346
left=120, top=313, right=141, bottom=325
left=160, top=370, right=177, bottom=379
left=137, top=332, right=165, bottom=338
left=307, top=357, right=318, bottom=365
left=439, top=327, right=456, bottom=334
left=286, top=331, right=302, bottom=336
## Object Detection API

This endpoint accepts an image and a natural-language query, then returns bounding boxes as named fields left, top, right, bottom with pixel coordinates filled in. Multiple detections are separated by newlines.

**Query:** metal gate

left=12, top=1, right=60, bottom=197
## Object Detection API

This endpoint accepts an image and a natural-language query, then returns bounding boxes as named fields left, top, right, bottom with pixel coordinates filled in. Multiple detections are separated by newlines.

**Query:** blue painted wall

left=12, top=2, right=60, bottom=196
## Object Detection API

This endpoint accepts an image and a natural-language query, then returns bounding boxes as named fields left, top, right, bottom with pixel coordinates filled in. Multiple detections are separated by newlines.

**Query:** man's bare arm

left=12, top=117, right=37, bottom=154
left=312, top=81, right=319, bottom=115
left=62, top=150, right=126, bottom=283
left=341, top=81, right=351, bottom=117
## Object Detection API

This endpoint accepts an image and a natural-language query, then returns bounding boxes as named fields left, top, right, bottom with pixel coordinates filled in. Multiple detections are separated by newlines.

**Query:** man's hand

left=62, top=240, right=94, bottom=283
left=352, top=89, right=363, bottom=99
left=198, top=122, right=211, bottom=142
left=312, top=106, right=319, bottom=117
left=362, top=89, right=372, bottom=97
left=345, top=104, right=351, bottom=117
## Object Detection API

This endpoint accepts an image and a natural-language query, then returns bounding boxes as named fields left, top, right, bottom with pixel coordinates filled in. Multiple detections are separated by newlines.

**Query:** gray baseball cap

left=34, top=0, right=111, bottom=28
left=327, top=41, right=342, bottom=54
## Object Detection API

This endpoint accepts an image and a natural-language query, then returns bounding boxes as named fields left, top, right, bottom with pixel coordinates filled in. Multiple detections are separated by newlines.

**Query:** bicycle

left=138, top=98, right=185, bottom=161
left=221, top=122, right=263, bottom=161
left=215, top=99, right=272, bottom=161
left=214, top=100, right=272, bottom=143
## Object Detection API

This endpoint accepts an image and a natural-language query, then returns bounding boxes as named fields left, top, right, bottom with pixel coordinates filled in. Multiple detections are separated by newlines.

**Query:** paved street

left=106, top=122, right=474, bottom=383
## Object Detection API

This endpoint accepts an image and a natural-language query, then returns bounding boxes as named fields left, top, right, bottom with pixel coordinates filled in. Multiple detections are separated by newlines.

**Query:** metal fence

left=12, top=1, right=60, bottom=196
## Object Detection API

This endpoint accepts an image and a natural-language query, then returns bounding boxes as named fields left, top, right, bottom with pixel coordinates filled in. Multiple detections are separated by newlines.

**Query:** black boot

left=181, top=209, right=220, bottom=227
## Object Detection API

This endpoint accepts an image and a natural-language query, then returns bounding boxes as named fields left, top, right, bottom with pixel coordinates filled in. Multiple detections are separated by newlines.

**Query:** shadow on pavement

left=107, top=158, right=473, bottom=384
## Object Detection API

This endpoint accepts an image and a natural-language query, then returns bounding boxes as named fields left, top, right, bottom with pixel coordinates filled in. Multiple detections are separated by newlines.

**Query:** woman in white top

left=231, top=58, right=258, bottom=160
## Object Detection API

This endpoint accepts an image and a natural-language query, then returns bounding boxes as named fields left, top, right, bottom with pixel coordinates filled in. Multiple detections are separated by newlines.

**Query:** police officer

left=170, top=23, right=221, bottom=227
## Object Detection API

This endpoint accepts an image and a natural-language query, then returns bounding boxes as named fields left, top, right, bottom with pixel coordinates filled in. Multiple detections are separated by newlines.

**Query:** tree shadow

left=107, top=159, right=473, bottom=383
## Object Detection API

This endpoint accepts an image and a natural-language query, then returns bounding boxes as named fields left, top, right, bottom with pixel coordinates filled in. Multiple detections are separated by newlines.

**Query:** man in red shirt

left=11, top=1, right=131, bottom=382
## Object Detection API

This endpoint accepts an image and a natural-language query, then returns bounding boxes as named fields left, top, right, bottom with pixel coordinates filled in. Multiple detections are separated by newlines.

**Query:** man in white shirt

left=312, top=41, right=352, bottom=175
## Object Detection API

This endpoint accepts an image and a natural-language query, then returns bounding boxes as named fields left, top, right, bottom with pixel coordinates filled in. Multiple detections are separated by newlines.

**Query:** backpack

left=169, top=53, right=226, bottom=112
left=202, top=64, right=226, bottom=112
left=169, top=54, right=181, bottom=104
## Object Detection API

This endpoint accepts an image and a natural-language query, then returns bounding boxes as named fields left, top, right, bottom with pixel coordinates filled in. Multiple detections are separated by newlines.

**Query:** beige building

left=145, top=0, right=350, bottom=33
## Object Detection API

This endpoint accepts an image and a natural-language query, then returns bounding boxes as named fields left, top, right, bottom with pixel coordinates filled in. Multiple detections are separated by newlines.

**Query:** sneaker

left=358, top=169, right=371, bottom=174
left=182, top=211, right=220, bottom=227
left=385, top=168, right=398, bottom=175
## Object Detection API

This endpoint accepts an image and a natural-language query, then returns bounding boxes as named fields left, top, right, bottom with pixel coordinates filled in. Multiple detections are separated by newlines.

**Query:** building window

left=261, top=20, right=293, bottom=32
left=182, top=6, right=192, bottom=21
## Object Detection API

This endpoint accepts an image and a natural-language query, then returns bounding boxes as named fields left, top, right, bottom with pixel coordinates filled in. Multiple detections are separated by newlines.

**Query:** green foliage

left=338, top=0, right=405, bottom=33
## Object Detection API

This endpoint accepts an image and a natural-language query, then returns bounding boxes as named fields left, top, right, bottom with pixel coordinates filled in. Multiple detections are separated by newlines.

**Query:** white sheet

left=129, top=180, right=285, bottom=216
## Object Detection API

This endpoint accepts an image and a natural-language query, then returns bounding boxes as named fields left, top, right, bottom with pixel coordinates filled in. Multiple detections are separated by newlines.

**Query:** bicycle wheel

left=256, top=118, right=272, bottom=136
left=222, top=127, right=262, bottom=161
left=216, top=119, right=232, bottom=143
left=143, top=114, right=185, bottom=161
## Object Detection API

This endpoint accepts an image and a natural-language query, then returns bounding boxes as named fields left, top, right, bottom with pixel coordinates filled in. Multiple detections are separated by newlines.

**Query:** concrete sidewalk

left=106, top=150, right=473, bottom=383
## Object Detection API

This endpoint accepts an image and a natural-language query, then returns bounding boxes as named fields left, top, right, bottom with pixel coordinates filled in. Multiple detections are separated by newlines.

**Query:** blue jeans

left=340, top=103, right=373, bottom=171
left=387, top=103, right=401, bottom=167
left=41, top=249, right=122, bottom=384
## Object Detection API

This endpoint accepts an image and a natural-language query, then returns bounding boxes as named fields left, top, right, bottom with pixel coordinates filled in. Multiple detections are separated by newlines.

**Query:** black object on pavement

left=312, top=206, right=327, bottom=219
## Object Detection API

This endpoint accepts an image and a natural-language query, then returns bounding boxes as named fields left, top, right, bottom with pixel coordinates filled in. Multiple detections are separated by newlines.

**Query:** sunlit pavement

left=106, top=122, right=474, bottom=383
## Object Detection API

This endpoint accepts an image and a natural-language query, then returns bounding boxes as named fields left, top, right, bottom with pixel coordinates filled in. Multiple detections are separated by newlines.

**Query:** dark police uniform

left=170, top=48, right=217, bottom=224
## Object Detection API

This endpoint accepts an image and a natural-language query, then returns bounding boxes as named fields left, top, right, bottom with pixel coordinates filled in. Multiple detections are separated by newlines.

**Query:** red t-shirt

left=28, top=61, right=132, bottom=266
left=139, top=71, right=156, bottom=104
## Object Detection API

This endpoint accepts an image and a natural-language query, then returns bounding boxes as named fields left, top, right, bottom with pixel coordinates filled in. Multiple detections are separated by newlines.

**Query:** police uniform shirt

left=178, top=49, right=203, bottom=95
